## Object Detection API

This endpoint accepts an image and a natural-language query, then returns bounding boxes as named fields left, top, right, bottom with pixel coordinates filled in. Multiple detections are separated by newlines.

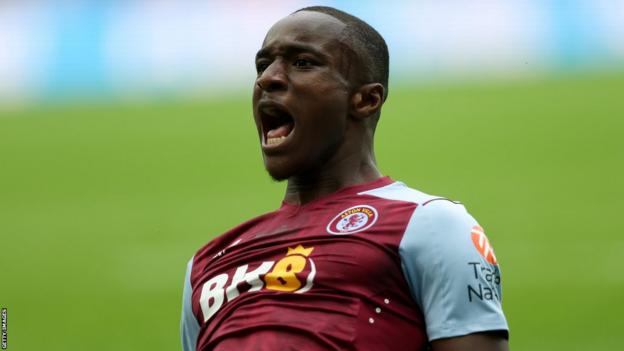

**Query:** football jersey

left=181, top=177, right=508, bottom=350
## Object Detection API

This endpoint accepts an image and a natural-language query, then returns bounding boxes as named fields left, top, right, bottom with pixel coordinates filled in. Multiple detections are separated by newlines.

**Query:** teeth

left=267, top=136, right=287, bottom=146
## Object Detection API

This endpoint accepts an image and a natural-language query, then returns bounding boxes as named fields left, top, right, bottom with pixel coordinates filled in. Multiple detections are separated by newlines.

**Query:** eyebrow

left=255, top=42, right=328, bottom=61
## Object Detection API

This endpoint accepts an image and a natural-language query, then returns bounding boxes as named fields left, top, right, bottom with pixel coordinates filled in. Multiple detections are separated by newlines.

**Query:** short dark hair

left=294, top=6, right=389, bottom=100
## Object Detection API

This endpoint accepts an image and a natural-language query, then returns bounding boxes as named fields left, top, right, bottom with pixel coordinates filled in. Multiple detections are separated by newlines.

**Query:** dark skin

left=253, top=11, right=509, bottom=351
left=253, top=11, right=382, bottom=204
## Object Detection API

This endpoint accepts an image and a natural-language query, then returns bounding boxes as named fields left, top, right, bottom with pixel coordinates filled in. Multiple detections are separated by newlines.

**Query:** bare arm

left=431, top=332, right=509, bottom=351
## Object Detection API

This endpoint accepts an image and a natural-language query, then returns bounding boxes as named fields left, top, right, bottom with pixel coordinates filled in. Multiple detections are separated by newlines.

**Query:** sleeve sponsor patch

left=470, top=225, right=498, bottom=265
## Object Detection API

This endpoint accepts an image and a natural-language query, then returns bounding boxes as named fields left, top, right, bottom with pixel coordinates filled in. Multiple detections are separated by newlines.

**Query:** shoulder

left=364, top=181, right=481, bottom=274
left=398, top=197, right=482, bottom=275
left=359, top=179, right=473, bottom=231
left=359, top=180, right=475, bottom=244
left=408, top=197, right=477, bottom=243
left=382, top=183, right=508, bottom=341
left=357, top=180, right=447, bottom=206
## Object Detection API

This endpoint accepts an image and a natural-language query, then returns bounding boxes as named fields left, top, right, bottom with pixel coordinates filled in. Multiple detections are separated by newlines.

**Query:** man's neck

left=283, top=158, right=382, bottom=206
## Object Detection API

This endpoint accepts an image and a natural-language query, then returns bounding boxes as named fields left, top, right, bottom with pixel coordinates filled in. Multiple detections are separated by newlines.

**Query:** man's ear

left=350, top=83, right=385, bottom=120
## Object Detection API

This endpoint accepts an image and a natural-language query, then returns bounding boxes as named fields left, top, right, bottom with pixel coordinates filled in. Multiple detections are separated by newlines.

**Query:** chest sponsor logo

left=470, top=225, right=498, bottom=265
left=198, top=245, right=316, bottom=322
left=326, top=205, right=378, bottom=235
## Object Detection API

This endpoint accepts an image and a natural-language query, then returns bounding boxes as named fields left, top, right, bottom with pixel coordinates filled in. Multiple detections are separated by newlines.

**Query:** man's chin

left=265, top=164, right=323, bottom=183
left=263, top=154, right=300, bottom=181
left=263, top=152, right=332, bottom=183
left=268, top=171, right=289, bottom=182
left=264, top=164, right=293, bottom=182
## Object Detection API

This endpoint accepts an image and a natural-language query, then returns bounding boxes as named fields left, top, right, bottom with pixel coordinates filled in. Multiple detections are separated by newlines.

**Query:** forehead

left=260, top=11, right=348, bottom=55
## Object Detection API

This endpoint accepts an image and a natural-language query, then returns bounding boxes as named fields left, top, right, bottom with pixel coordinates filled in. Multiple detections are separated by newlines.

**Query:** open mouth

left=258, top=103, right=295, bottom=148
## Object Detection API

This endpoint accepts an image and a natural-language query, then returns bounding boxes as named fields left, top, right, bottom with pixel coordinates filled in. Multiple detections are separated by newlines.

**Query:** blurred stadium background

left=1, top=0, right=622, bottom=350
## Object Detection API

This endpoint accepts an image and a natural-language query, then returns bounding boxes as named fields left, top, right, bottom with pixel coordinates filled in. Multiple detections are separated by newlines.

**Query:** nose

left=256, top=61, right=287, bottom=92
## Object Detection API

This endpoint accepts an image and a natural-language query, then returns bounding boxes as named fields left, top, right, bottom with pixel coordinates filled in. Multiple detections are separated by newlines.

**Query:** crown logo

left=286, top=245, right=314, bottom=257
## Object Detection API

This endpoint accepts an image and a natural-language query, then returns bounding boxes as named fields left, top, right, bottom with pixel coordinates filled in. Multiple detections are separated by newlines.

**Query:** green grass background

left=1, top=72, right=622, bottom=350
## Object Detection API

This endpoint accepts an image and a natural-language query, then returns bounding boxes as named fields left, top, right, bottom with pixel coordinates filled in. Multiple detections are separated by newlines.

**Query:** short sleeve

left=181, top=257, right=200, bottom=351
left=398, top=200, right=508, bottom=341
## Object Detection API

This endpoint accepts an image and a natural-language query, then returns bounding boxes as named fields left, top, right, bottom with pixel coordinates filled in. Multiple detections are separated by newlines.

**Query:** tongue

left=266, top=122, right=294, bottom=139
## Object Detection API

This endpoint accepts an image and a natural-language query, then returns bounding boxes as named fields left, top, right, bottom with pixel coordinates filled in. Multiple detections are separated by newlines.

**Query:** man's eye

left=256, top=62, right=269, bottom=73
left=293, top=59, right=314, bottom=68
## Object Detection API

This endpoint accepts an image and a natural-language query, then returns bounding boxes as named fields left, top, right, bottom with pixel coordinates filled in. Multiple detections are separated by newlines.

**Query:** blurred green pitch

left=1, top=73, right=622, bottom=350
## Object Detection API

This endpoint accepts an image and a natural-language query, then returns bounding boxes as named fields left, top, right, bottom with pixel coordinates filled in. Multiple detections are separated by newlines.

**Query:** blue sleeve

left=398, top=200, right=508, bottom=341
left=181, top=257, right=200, bottom=351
